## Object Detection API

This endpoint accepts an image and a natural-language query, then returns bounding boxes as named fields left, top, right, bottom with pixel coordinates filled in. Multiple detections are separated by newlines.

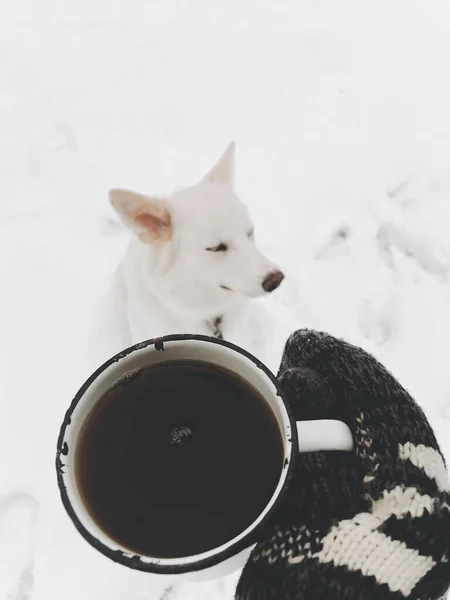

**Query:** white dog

left=109, top=142, right=284, bottom=348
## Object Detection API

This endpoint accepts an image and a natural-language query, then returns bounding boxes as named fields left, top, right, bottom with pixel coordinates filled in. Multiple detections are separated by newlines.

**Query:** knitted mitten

left=236, top=329, right=450, bottom=600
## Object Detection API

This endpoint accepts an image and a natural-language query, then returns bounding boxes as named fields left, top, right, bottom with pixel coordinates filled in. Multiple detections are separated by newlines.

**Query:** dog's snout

left=262, top=270, right=285, bottom=293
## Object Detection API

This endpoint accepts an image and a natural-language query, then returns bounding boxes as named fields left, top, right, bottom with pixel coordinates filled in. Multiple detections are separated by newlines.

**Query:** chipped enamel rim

left=56, top=334, right=297, bottom=575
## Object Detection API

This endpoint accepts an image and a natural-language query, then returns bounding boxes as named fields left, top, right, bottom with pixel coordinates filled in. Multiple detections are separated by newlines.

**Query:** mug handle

left=296, top=419, right=354, bottom=452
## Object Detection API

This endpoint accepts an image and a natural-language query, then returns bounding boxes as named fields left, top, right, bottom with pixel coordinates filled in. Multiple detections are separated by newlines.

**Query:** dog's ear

left=202, top=141, right=235, bottom=186
left=109, top=189, right=172, bottom=243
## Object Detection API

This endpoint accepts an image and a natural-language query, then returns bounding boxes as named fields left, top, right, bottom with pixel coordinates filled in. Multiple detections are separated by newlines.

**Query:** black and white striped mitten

left=236, top=329, right=450, bottom=600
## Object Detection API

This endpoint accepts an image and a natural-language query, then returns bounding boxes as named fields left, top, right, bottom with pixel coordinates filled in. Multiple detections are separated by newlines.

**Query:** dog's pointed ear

left=109, top=188, right=172, bottom=243
left=202, top=141, right=235, bottom=185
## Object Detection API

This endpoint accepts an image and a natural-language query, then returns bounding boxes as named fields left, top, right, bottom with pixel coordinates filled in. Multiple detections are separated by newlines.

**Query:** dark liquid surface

left=76, top=361, right=283, bottom=558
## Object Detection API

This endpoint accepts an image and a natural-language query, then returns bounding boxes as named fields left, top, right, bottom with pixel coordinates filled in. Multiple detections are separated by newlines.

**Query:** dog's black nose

left=262, top=270, right=285, bottom=292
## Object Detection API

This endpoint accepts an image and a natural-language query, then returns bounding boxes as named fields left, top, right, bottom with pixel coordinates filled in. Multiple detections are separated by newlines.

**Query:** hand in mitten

left=236, top=329, right=450, bottom=600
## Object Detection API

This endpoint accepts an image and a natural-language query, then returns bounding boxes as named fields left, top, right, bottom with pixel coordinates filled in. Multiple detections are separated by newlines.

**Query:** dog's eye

left=248, top=229, right=254, bottom=238
left=207, top=243, right=228, bottom=252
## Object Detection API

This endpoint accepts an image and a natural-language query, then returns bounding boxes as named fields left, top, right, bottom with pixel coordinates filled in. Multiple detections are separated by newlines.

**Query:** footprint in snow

left=0, top=492, right=40, bottom=600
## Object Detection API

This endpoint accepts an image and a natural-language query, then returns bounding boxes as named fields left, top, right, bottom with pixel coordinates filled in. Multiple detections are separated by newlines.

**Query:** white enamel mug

left=56, top=334, right=353, bottom=581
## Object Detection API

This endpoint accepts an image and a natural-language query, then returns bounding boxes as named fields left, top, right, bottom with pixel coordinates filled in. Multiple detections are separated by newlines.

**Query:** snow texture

left=1, top=0, right=450, bottom=598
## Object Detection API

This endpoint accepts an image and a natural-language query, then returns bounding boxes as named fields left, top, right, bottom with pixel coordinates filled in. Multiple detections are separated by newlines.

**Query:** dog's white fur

left=110, top=143, right=283, bottom=346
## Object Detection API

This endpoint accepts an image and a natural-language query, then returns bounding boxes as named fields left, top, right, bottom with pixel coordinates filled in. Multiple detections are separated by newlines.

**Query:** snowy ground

left=1, top=0, right=450, bottom=598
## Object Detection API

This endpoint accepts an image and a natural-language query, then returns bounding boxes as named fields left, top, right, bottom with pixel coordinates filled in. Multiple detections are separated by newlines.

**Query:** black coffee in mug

left=76, top=360, right=284, bottom=558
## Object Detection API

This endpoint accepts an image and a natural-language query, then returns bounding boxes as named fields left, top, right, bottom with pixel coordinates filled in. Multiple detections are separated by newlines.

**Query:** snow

left=1, top=0, right=450, bottom=598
